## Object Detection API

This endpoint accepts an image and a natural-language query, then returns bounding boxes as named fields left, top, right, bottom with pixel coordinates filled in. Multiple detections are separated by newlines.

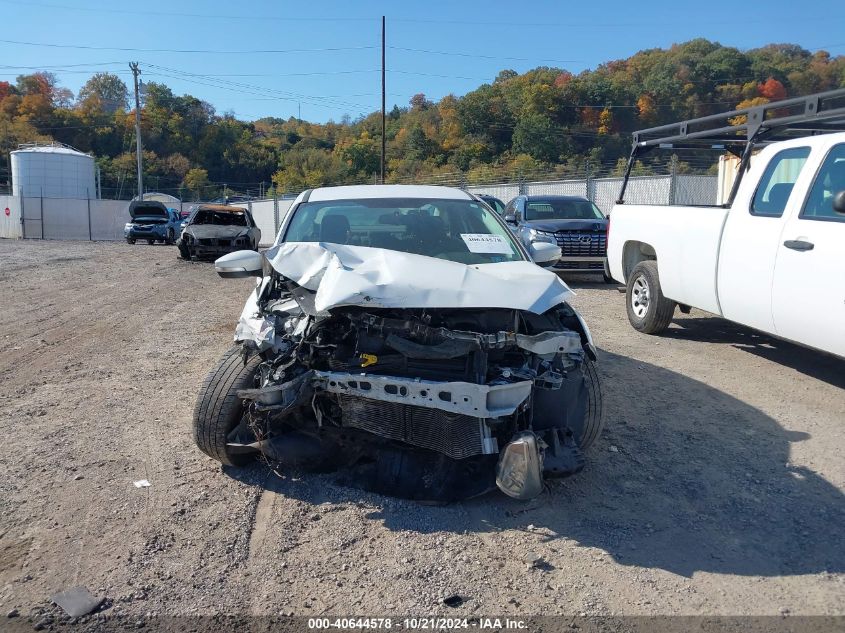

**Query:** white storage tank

left=11, top=143, right=97, bottom=199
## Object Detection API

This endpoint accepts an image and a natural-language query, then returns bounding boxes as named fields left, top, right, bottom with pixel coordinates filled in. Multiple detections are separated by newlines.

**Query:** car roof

left=522, top=195, right=590, bottom=202
left=196, top=204, right=247, bottom=212
left=306, top=184, right=474, bottom=203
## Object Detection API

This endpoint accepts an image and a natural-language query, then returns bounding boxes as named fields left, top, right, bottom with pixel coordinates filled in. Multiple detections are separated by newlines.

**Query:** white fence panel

left=43, top=198, right=89, bottom=240
left=249, top=199, right=277, bottom=247
left=22, top=197, right=43, bottom=238
left=91, top=200, right=130, bottom=241
left=526, top=179, right=588, bottom=197
left=0, top=195, right=22, bottom=239
left=675, top=175, right=718, bottom=206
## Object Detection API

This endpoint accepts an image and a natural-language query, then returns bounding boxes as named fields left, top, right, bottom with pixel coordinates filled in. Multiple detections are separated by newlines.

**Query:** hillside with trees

left=1, top=39, right=843, bottom=199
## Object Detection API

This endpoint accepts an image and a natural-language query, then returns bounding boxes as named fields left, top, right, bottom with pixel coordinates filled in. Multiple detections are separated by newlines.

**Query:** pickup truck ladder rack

left=617, top=87, right=845, bottom=206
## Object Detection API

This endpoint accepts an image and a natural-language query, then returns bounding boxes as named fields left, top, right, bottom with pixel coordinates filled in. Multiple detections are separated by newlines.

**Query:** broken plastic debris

left=51, top=586, right=103, bottom=617
left=133, top=479, right=151, bottom=488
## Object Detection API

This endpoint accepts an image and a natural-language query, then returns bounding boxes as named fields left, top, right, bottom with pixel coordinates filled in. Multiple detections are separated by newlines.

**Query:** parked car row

left=124, top=201, right=261, bottom=260
left=474, top=193, right=612, bottom=283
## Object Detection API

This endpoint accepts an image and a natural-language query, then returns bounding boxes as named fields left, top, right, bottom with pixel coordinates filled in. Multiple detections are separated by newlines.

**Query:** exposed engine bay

left=227, top=266, right=601, bottom=502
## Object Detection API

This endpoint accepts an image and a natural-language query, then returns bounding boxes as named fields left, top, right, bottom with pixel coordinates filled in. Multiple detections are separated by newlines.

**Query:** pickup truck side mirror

left=833, top=190, right=845, bottom=215
left=215, top=249, right=263, bottom=278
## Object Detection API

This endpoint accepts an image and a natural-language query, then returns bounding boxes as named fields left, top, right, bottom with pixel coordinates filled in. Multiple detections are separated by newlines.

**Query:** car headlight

left=527, top=228, right=557, bottom=244
left=124, top=223, right=133, bottom=230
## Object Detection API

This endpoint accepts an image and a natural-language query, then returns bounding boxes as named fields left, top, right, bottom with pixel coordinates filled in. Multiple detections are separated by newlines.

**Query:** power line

left=0, top=38, right=377, bottom=55
left=0, top=0, right=377, bottom=22
left=0, top=61, right=125, bottom=69
left=145, top=64, right=374, bottom=110
left=389, top=46, right=584, bottom=65
left=143, top=68, right=373, bottom=113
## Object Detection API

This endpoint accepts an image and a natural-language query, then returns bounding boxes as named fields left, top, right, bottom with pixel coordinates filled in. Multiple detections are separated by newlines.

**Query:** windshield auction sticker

left=460, top=233, right=512, bottom=254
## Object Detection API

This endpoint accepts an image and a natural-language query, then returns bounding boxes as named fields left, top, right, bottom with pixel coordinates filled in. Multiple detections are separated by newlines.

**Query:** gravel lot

left=0, top=239, right=843, bottom=624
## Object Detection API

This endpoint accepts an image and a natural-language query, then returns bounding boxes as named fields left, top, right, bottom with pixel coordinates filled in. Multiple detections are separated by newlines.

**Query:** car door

left=771, top=142, right=845, bottom=357
left=717, top=145, right=812, bottom=333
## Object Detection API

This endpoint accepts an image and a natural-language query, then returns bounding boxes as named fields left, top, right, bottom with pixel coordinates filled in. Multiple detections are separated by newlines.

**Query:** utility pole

left=129, top=62, right=144, bottom=199
left=380, top=15, right=386, bottom=184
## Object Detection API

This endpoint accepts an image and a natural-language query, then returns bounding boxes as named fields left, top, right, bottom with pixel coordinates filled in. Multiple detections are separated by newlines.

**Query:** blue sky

left=1, top=0, right=843, bottom=123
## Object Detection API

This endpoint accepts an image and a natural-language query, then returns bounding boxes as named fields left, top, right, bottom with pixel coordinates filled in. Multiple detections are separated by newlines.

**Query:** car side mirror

left=528, top=241, right=561, bottom=267
left=215, top=250, right=263, bottom=278
left=833, top=190, right=845, bottom=215
left=504, top=214, right=516, bottom=224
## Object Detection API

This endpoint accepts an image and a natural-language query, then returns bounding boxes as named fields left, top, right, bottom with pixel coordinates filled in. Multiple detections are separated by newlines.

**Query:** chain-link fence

left=2, top=159, right=719, bottom=243
left=467, top=172, right=717, bottom=215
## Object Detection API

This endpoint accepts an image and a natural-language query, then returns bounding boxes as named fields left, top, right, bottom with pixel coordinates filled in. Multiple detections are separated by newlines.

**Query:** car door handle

left=783, top=239, right=814, bottom=251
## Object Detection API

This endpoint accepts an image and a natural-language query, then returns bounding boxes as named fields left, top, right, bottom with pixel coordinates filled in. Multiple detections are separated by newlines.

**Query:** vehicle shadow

left=666, top=316, right=845, bottom=389
left=226, top=349, right=845, bottom=578
left=557, top=272, right=622, bottom=291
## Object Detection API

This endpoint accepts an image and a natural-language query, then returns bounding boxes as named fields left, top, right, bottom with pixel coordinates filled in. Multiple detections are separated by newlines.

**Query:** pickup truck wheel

left=572, top=355, right=604, bottom=450
left=193, top=345, right=262, bottom=467
left=626, top=260, right=675, bottom=334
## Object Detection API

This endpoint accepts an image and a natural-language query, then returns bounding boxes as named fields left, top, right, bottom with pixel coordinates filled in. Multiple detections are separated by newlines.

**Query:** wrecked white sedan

left=193, top=185, right=604, bottom=501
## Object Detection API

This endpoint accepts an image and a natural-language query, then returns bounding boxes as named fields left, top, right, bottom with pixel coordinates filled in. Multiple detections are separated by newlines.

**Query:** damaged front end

left=227, top=258, right=601, bottom=502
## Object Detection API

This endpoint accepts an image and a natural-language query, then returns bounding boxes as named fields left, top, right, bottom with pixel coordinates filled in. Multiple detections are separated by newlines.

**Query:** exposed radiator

left=337, top=395, right=494, bottom=459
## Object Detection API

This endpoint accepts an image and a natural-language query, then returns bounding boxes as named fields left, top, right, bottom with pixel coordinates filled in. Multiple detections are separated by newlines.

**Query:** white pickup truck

left=607, top=89, right=845, bottom=359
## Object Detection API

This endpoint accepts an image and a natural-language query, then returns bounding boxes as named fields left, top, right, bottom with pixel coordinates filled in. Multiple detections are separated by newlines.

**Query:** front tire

left=193, top=346, right=262, bottom=467
left=126, top=238, right=136, bottom=245
left=165, top=228, right=175, bottom=245
left=572, top=356, right=604, bottom=450
left=626, top=260, right=675, bottom=334
left=178, top=243, right=191, bottom=260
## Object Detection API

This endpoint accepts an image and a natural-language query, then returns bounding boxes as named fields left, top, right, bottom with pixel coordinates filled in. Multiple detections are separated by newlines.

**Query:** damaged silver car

left=177, top=203, right=261, bottom=260
left=193, top=185, right=604, bottom=502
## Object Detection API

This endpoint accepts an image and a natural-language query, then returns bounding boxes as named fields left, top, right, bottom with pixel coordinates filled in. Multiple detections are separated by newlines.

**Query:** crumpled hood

left=185, top=225, right=249, bottom=239
left=264, top=242, right=574, bottom=314
left=525, top=219, right=607, bottom=233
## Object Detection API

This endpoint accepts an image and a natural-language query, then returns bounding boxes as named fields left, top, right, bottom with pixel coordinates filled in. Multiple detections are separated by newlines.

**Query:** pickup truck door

left=718, top=146, right=813, bottom=333
left=771, top=143, right=845, bottom=357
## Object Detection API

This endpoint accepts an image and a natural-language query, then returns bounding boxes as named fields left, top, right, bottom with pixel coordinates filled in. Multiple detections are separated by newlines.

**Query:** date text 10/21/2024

left=307, top=618, right=528, bottom=630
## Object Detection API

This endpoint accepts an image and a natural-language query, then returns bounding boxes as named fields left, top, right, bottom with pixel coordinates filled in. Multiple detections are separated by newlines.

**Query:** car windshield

left=192, top=209, right=248, bottom=226
left=525, top=199, right=605, bottom=221
left=283, top=197, right=525, bottom=264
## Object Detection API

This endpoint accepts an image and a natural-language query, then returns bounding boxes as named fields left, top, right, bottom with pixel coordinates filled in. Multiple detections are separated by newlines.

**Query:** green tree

left=77, top=73, right=128, bottom=114
left=183, top=168, right=210, bottom=200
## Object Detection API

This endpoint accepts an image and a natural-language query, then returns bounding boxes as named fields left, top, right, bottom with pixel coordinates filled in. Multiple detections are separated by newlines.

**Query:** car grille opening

left=337, top=395, right=490, bottom=459
left=555, top=230, right=607, bottom=257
